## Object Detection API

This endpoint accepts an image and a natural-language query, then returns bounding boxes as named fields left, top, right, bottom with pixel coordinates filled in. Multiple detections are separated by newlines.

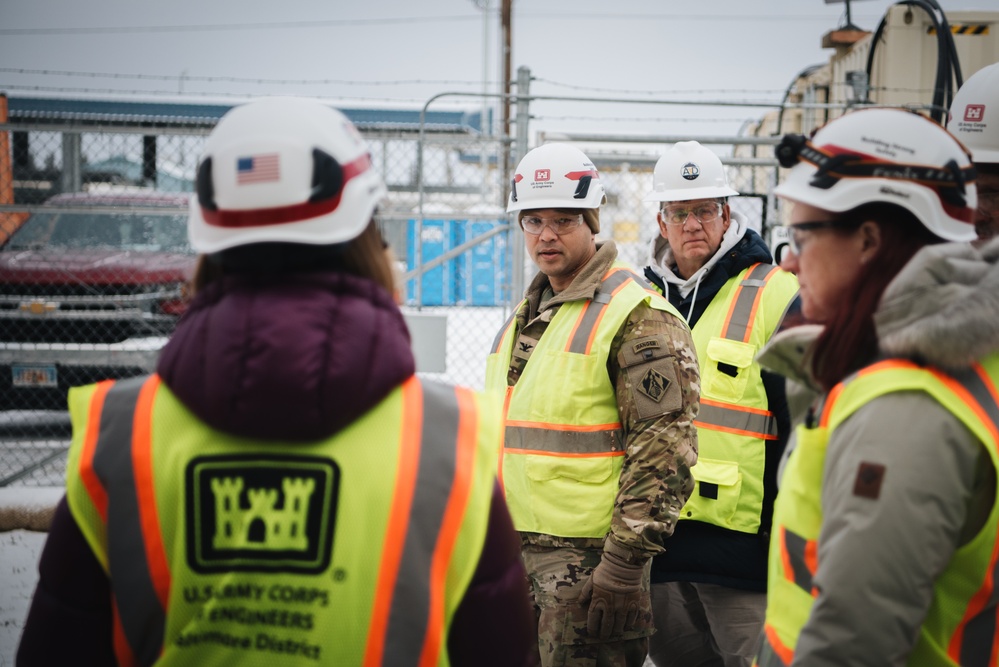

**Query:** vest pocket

left=681, top=457, right=742, bottom=528
left=704, top=337, right=756, bottom=401
left=523, top=455, right=618, bottom=536
left=526, top=455, right=615, bottom=484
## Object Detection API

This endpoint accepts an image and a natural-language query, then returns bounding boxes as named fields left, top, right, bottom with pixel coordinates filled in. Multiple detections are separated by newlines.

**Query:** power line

left=0, top=11, right=890, bottom=37
left=0, top=69, right=793, bottom=101
left=0, top=15, right=479, bottom=36
left=0, top=84, right=443, bottom=106
left=533, top=78, right=786, bottom=99
left=0, top=68, right=494, bottom=89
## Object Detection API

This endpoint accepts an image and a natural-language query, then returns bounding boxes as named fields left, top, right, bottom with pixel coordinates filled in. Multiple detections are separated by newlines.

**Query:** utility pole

left=501, top=0, right=512, bottom=204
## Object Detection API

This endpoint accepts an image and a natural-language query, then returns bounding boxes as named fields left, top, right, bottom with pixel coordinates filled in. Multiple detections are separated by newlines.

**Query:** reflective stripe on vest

left=697, top=399, right=778, bottom=440
left=941, top=364, right=999, bottom=666
left=566, top=268, right=651, bottom=354
left=761, top=358, right=999, bottom=667
left=80, top=374, right=482, bottom=667
left=779, top=526, right=818, bottom=597
left=490, top=311, right=517, bottom=355
left=755, top=625, right=792, bottom=667
left=694, top=263, right=780, bottom=440
left=720, top=263, right=778, bottom=343
left=90, top=375, right=167, bottom=667
left=370, top=379, right=480, bottom=667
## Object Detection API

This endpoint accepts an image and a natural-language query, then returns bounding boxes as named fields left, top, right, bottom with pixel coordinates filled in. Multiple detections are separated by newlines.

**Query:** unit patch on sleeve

left=640, top=368, right=671, bottom=402
left=185, top=454, right=340, bottom=574
left=853, top=461, right=886, bottom=500
left=621, top=335, right=682, bottom=420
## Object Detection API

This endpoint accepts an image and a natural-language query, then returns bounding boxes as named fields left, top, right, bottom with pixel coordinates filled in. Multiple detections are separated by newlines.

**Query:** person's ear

left=858, top=220, right=881, bottom=263
left=656, top=210, right=669, bottom=237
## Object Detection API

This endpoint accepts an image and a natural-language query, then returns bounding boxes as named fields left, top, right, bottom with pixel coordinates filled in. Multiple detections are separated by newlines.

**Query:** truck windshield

left=5, top=210, right=192, bottom=253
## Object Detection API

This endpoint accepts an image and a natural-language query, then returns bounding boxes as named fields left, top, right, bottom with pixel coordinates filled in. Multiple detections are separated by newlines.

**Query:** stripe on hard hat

left=201, top=154, right=372, bottom=229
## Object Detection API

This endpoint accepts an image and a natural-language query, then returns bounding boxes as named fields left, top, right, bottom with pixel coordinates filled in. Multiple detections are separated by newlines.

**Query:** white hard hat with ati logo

left=189, top=96, right=387, bottom=254
left=643, top=141, right=739, bottom=203
left=507, top=143, right=606, bottom=212
left=948, top=61, right=999, bottom=164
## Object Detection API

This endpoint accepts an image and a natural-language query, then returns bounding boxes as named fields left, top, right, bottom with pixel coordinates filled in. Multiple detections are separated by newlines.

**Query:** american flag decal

left=236, top=154, right=280, bottom=185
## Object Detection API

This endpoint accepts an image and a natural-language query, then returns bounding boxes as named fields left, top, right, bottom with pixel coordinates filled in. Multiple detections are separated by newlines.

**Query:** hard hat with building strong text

left=189, top=96, right=387, bottom=253
left=948, top=61, right=999, bottom=164
left=774, top=108, right=977, bottom=242
left=643, top=141, right=739, bottom=203
left=507, top=143, right=606, bottom=212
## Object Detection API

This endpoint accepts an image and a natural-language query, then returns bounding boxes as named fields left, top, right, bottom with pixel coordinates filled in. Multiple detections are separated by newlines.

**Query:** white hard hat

left=948, top=61, right=999, bottom=164
left=643, top=141, right=739, bottom=203
left=189, top=96, right=387, bottom=254
left=774, top=108, right=977, bottom=242
left=507, top=143, right=606, bottom=212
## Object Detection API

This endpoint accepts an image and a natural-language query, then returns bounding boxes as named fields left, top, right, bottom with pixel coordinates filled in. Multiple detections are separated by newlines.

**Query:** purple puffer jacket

left=17, top=271, right=536, bottom=667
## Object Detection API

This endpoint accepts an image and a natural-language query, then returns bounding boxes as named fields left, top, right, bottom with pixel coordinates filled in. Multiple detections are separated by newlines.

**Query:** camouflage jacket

left=508, top=241, right=699, bottom=564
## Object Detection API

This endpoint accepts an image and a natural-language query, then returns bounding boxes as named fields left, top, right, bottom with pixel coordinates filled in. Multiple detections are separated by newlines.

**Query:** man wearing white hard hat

left=485, top=142, right=700, bottom=667
left=18, top=96, right=535, bottom=667
left=641, top=141, right=799, bottom=667
left=948, top=60, right=999, bottom=243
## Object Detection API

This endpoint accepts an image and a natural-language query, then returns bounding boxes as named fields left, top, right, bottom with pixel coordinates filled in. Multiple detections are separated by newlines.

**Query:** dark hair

left=811, top=203, right=945, bottom=390
left=191, top=220, right=397, bottom=296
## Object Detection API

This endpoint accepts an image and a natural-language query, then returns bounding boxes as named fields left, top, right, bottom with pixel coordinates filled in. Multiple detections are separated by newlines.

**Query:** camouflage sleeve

left=604, top=301, right=699, bottom=564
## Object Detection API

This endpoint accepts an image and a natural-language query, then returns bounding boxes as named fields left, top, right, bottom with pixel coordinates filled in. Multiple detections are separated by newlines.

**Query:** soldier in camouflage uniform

left=485, top=143, right=700, bottom=667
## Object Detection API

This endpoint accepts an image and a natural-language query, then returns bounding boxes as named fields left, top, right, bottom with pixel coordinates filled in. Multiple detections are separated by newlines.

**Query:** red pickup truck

left=0, top=191, right=196, bottom=410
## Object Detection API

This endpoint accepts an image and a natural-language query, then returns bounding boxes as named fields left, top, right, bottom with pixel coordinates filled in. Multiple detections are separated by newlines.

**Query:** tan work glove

left=579, top=551, right=646, bottom=640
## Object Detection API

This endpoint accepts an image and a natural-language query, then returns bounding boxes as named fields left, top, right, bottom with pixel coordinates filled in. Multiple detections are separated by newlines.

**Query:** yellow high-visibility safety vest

left=682, top=263, right=798, bottom=533
left=484, top=263, right=686, bottom=537
left=756, top=356, right=999, bottom=667
left=65, top=373, right=500, bottom=667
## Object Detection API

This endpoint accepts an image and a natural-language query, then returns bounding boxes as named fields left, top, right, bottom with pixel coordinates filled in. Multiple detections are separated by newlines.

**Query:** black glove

left=579, top=551, right=646, bottom=639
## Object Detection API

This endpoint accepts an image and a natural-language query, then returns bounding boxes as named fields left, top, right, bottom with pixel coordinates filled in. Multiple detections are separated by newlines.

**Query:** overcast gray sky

left=0, top=0, right=993, bottom=138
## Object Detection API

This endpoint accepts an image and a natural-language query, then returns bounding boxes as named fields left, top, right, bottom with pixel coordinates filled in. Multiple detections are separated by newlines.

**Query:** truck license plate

left=12, top=365, right=58, bottom=388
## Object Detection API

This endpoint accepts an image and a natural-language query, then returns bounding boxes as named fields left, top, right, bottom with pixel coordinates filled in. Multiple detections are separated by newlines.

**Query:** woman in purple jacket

left=17, top=96, right=535, bottom=667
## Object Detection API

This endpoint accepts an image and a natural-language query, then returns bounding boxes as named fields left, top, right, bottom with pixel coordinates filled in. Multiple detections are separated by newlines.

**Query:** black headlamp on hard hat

left=775, top=132, right=977, bottom=209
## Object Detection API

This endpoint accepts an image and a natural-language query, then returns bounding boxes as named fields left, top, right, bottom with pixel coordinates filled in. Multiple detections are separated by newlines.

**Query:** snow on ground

left=0, top=531, right=46, bottom=666
left=0, top=487, right=62, bottom=666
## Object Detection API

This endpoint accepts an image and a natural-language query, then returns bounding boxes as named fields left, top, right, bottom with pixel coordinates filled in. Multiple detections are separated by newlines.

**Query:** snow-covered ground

left=0, top=487, right=62, bottom=666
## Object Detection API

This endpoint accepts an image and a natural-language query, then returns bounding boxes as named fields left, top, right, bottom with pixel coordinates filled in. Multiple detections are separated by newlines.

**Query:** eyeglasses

left=661, top=202, right=722, bottom=226
left=786, top=220, right=856, bottom=255
left=521, top=214, right=585, bottom=235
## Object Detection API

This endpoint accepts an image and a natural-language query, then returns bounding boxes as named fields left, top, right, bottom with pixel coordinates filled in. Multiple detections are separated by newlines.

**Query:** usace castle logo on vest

left=185, top=455, right=339, bottom=574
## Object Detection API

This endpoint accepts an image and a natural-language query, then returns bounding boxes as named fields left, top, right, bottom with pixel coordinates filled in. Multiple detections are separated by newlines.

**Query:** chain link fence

left=0, top=93, right=783, bottom=486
